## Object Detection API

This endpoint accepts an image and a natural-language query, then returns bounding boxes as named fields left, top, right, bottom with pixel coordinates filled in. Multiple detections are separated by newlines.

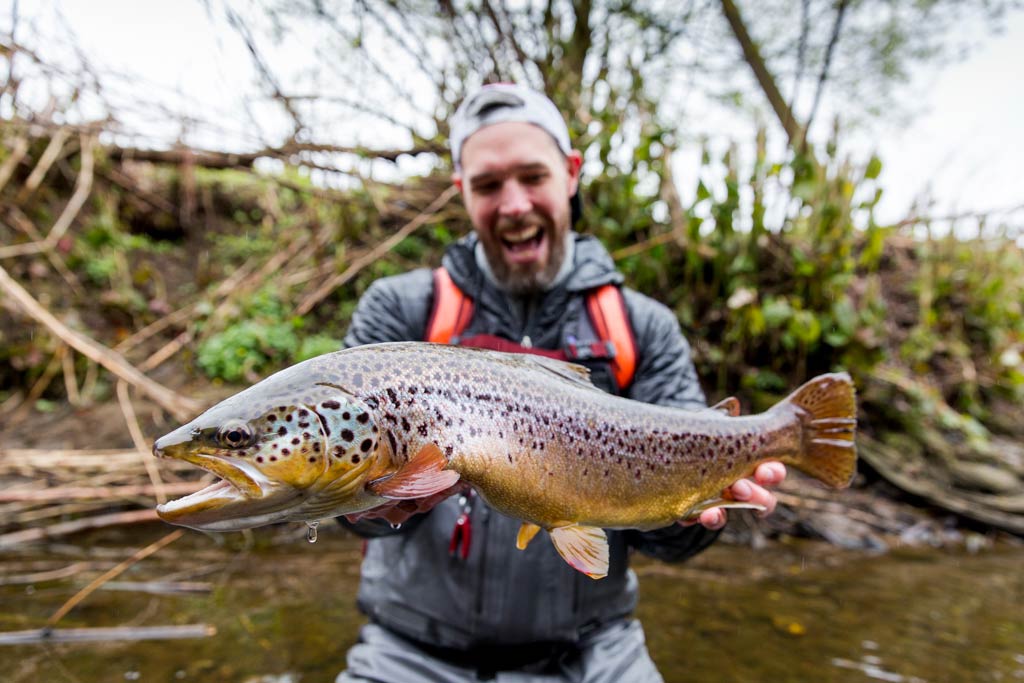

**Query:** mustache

left=495, top=213, right=550, bottom=233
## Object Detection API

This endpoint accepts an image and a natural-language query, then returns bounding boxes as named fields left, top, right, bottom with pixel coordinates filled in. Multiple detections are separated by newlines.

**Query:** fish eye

left=217, top=422, right=254, bottom=448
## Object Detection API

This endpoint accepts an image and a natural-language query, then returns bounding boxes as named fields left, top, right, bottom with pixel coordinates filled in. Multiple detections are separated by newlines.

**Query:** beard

left=480, top=213, right=568, bottom=296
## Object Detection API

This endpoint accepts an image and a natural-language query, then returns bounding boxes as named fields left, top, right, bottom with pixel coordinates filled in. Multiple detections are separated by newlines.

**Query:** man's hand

left=344, top=482, right=469, bottom=527
left=682, top=462, right=787, bottom=531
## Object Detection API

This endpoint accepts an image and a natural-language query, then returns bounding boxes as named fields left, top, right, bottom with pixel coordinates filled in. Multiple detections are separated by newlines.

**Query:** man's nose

left=498, top=181, right=530, bottom=217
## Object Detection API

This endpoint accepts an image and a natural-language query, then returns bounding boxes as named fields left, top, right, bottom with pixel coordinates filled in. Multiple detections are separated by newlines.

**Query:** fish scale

left=153, top=342, right=857, bottom=578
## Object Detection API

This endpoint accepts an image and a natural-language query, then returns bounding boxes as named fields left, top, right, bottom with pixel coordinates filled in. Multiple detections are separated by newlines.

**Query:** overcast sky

left=5, top=1, right=1022, bottom=235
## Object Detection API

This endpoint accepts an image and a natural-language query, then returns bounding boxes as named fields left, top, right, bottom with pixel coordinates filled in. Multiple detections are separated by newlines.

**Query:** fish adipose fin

left=782, top=372, right=858, bottom=488
left=517, top=522, right=542, bottom=550
left=549, top=524, right=609, bottom=580
left=367, top=443, right=460, bottom=499
left=709, top=397, right=741, bottom=416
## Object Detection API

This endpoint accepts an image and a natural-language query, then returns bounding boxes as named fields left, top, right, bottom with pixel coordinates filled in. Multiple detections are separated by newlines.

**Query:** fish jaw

left=153, top=433, right=307, bottom=530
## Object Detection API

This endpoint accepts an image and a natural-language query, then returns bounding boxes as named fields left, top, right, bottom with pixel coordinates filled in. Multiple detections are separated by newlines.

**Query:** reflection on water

left=1, top=525, right=1021, bottom=682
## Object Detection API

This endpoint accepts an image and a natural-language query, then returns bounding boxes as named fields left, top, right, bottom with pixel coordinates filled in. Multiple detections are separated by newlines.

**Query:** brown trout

left=153, top=342, right=856, bottom=578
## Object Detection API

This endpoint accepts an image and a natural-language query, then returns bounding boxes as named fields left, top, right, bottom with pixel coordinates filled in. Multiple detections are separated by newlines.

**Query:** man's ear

left=566, top=151, right=583, bottom=195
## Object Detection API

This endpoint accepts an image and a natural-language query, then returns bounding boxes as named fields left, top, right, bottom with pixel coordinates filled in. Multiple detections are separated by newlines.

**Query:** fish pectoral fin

left=682, top=497, right=767, bottom=522
left=366, top=443, right=460, bottom=500
left=516, top=522, right=542, bottom=550
left=548, top=524, right=609, bottom=580
left=709, top=396, right=741, bottom=416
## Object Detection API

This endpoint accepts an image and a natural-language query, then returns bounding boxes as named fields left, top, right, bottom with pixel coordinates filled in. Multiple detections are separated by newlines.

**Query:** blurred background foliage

left=1, top=0, right=1022, bottom=531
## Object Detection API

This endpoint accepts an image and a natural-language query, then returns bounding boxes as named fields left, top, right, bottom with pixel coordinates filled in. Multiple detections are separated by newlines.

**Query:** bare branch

left=0, top=265, right=204, bottom=421
left=802, top=0, right=849, bottom=150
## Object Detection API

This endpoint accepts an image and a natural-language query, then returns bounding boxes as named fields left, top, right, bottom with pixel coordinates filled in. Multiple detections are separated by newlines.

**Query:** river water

left=1, top=524, right=1021, bottom=682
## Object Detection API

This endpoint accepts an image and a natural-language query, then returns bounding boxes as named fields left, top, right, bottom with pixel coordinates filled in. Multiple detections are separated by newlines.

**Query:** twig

left=295, top=185, right=460, bottom=315
left=0, top=482, right=202, bottom=503
left=116, top=380, right=167, bottom=504
left=0, top=562, right=94, bottom=586
left=0, top=135, right=30, bottom=192
left=61, top=345, right=81, bottom=406
left=0, top=510, right=161, bottom=548
left=101, top=580, right=212, bottom=595
left=0, top=624, right=216, bottom=645
left=46, top=529, right=184, bottom=628
left=45, top=131, right=95, bottom=247
left=0, top=264, right=203, bottom=421
left=15, top=126, right=71, bottom=203
left=8, top=345, right=64, bottom=423
left=137, top=330, right=195, bottom=374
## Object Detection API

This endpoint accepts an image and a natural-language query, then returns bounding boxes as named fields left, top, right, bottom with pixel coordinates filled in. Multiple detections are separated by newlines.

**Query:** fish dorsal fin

left=516, top=522, right=542, bottom=550
left=709, top=397, right=741, bottom=416
left=548, top=524, right=609, bottom=580
left=366, top=443, right=460, bottom=500
left=525, top=355, right=597, bottom=388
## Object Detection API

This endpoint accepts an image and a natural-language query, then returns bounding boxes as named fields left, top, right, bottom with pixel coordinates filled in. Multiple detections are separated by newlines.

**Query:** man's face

left=453, top=122, right=582, bottom=295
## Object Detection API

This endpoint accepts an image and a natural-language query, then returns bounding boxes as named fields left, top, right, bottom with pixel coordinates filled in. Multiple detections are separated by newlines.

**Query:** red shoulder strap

left=425, top=267, right=474, bottom=344
left=585, top=285, right=637, bottom=390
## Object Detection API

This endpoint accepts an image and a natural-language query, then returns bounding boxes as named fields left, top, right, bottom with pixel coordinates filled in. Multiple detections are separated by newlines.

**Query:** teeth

left=501, top=226, right=541, bottom=244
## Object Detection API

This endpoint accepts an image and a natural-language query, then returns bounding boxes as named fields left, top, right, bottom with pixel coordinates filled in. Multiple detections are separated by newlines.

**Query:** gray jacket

left=340, top=232, right=717, bottom=649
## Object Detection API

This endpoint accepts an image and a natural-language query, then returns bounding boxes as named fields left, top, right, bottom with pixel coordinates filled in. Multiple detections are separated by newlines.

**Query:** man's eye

left=473, top=182, right=500, bottom=195
left=521, top=173, right=546, bottom=184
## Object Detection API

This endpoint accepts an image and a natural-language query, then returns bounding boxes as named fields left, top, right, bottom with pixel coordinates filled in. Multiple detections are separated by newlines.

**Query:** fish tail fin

left=780, top=372, right=857, bottom=488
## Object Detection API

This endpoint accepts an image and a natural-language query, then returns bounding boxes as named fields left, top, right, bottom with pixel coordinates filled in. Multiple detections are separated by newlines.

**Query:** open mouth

left=499, top=225, right=546, bottom=262
left=155, top=453, right=264, bottom=523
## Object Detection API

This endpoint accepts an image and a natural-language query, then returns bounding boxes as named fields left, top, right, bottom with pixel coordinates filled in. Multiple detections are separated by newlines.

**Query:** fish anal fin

left=366, top=443, right=460, bottom=500
left=548, top=524, right=609, bottom=580
left=709, top=397, right=741, bottom=416
left=683, top=497, right=767, bottom=522
left=516, top=522, right=542, bottom=550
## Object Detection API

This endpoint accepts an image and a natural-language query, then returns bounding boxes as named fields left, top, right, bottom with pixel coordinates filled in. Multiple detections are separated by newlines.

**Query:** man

left=336, top=83, right=785, bottom=683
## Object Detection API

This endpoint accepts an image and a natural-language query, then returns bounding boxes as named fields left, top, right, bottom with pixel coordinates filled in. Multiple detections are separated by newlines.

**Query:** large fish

left=153, top=342, right=856, bottom=578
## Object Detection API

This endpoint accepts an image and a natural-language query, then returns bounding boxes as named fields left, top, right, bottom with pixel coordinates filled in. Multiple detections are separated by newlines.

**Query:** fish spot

left=386, top=431, right=398, bottom=455
left=308, top=456, right=317, bottom=463
left=257, top=456, right=264, bottom=463
left=299, top=422, right=310, bottom=429
left=357, top=413, right=370, bottom=424
left=360, top=439, right=373, bottom=453
left=351, top=454, right=361, bottom=464
left=286, top=414, right=293, bottom=422
left=282, top=448, right=291, bottom=456
left=292, top=437, right=301, bottom=445
left=267, top=415, right=277, bottom=423
left=322, top=400, right=341, bottom=410
left=278, top=426, right=287, bottom=437
left=270, top=456, right=278, bottom=462
left=342, top=412, right=351, bottom=420
left=341, top=429, right=354, bottom=442
left=417, top=423, right=428, bottom=437
left=313, top=443, right=321, bottom=452
left=401, top=417, right=411, bottom=432
left=445, top=445, right=454, bottom=458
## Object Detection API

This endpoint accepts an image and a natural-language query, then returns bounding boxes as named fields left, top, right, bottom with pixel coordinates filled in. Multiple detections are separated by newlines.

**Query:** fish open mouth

left=154, top=452, right=271, bottom=528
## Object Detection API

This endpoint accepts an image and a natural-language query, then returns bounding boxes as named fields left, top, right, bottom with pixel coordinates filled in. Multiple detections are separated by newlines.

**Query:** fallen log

left=0, top=624, right=216, bottom=645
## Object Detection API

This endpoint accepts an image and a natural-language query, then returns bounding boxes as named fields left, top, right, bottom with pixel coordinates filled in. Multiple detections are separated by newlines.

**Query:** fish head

left=153, top=379, right=383, bottom=531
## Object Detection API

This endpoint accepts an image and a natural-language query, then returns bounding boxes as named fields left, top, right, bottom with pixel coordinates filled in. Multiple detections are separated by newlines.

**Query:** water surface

left=1, top=526, right=1021, bottom=682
